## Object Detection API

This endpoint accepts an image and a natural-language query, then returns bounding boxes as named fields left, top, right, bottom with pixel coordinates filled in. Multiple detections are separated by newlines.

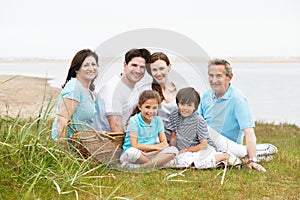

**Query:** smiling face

left=208, top=64, right=232, bottom=98
left=178, top=102, right=196, bottom=118
left=123, top=56, right=146, bottom=88
left=75, top=56, right=98, bottom=82
left=150, top=59, right=170, bottom=85
left=138, top=98, right=159, bottom=125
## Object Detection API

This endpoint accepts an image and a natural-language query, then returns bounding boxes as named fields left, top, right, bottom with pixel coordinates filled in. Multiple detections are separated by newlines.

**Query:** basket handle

left=67, top=122, right=105, bottom=140
left=100, top=131, right=122, bottom=140
left=67, top=122, right=97, bottom=132
left=67, top=122, right=124, bottom=140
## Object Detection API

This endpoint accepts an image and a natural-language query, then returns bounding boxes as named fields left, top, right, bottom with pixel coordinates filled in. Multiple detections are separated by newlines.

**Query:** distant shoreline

left=228, top=57, right=300, bottom=63
left=0, top=74, right=298, bottom=127
left=1, top=57, right=300, bottom=63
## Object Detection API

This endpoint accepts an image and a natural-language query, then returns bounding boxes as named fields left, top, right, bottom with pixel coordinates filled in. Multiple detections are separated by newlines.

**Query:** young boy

left=167, top=87, right=241, bottom=169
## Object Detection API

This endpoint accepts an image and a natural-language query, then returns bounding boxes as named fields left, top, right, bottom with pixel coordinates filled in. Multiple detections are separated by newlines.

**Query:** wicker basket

left=68, top=123, right=124, bottom=164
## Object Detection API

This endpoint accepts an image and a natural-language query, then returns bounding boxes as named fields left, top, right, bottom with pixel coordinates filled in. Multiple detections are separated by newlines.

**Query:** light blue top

left=122, top=113, right=164, bottom=153
left=52, top=78, right=96, bottom=141
left=199, top=84, right=254, bottom=144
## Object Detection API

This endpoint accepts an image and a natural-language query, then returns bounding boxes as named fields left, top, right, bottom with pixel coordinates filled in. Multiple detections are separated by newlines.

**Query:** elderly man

left=200, top=58, right=277, bottom=172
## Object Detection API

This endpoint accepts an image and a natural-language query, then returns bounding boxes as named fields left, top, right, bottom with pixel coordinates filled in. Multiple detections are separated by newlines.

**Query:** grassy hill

left=0, top=115, right=299, bottom=199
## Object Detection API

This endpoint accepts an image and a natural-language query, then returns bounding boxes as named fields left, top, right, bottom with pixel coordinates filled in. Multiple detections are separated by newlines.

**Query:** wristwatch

left=249, top=157, right=258, bottom=163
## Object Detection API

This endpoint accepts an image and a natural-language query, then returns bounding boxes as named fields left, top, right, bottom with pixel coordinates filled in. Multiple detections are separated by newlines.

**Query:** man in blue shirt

left=200, top=58, right=269, bottom=172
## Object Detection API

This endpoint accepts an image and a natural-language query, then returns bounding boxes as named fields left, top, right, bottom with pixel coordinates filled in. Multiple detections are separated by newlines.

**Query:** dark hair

left=176, top=87, right=200, bottom=111
left=127, top=90, right=161, bottom=124
left=147, top=52, right=171, bottom=101
left=62, top=49, right=99, bottom=90
left=124, top=48, right=151, bottom=64
left=208, top=58, right=232, bottom=76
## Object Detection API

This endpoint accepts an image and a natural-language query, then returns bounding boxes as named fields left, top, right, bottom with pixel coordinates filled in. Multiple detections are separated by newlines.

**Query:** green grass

left=1, top=111, right=299, bottom=199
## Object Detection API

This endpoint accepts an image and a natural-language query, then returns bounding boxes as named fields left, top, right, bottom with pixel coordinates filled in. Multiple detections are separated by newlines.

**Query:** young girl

left=120, top=90, right=178, bottom=169
left=167, top=87, right=242, bottom=169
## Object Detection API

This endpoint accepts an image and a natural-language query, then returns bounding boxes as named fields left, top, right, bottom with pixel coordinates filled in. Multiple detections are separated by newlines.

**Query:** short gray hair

left=208, top=58, right=232, bottom=76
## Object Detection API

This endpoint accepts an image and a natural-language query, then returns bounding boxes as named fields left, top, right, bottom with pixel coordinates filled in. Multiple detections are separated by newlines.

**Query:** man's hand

left=248, top=162, right=266, bottom=172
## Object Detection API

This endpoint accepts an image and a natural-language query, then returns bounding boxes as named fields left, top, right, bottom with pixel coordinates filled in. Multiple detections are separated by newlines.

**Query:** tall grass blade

left=105, top=183, right=122, bottom=200
left=53, top=180, right=61, bottom=194
left=22, top=166, right=44, bottom=200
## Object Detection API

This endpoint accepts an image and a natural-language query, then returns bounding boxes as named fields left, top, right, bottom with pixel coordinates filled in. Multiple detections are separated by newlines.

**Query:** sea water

left=0, top=60, right=299, bottom=127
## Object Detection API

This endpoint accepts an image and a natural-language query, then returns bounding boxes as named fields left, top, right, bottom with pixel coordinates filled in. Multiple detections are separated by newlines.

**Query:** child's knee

left=121, top=147, right=142, bottom=163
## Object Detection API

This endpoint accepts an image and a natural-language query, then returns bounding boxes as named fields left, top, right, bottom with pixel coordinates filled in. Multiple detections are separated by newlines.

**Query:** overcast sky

left=1, top=0, right=299, bottom=58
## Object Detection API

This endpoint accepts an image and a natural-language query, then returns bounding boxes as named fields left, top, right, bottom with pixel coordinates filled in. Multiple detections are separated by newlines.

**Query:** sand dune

left=0, top=75, right=60, bottom=118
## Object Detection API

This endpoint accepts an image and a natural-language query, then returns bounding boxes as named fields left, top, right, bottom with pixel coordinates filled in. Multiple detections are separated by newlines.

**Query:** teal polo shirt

left=122, top=113, right=164, bottom=153
left=52, top=78, right=96, bottom=141
left=199, top=84, right=254, bottom=144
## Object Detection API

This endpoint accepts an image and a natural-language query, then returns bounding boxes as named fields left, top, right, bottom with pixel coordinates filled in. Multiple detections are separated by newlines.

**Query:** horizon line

left=1, top=56, right=300, bottom=63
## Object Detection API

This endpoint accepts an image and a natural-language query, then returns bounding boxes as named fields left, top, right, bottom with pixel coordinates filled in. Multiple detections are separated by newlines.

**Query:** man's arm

left=244, top=128, right=266, bottom=172
left=107, top=115, right=124, bottom=132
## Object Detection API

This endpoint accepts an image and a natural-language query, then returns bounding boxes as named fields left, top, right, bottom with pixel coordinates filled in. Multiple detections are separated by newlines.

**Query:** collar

left=120, top=73, right=137, bottom=90
left=137, top=112, right=154, bottom=127
left=118, top=73, right=124, bottom=84
left=212, top=84, right=233, bottom=100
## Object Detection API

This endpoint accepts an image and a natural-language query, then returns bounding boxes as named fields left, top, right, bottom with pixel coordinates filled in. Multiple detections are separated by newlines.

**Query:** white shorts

left=176, top=145, right=217, bottom=169
left=120, top=146, right=178, bottom=164
left=208, top=126, right=247, bottom=158
left=208, top=126, right=277, bottom=158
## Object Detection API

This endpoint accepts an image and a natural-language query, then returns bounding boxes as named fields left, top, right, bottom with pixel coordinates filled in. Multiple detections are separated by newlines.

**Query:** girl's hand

left=156, top=142, right=169, bottom=150
left=142, top=150, right=160, bottom=157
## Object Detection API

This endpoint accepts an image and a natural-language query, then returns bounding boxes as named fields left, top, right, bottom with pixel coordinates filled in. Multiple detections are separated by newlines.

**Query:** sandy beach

left=0, top=75, right=61, bottom=118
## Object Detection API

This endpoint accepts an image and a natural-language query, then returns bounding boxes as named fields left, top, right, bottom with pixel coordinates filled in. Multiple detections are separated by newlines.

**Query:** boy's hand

left=179, top=149, right=188, bottom=154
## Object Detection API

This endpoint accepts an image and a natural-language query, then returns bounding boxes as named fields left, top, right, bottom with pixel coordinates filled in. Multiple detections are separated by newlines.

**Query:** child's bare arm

left=180, top=139, right=208, bottom=153
left=169, top=131, right=177, bottom=147
left=130, top=132, right=169, bottom=152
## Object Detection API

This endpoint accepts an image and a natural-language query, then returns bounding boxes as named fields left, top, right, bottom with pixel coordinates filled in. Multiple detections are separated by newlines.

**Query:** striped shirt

left=166, top=110, right=217, bottom=151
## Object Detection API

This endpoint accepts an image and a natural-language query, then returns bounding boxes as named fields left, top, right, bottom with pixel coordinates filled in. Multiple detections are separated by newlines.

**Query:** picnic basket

left=68, top=122, right=124, bottom=164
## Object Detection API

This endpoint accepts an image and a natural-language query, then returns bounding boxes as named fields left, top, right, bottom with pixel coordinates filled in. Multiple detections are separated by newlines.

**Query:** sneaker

left=216, top=162, right=225, bottom=168
left=257, top=155, right=273, bottom=163
left=226, top=152, right=242, bottom=166
left=241, top=155, right=274, bottom=163
left=256, top=143, right=278, bottom=156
